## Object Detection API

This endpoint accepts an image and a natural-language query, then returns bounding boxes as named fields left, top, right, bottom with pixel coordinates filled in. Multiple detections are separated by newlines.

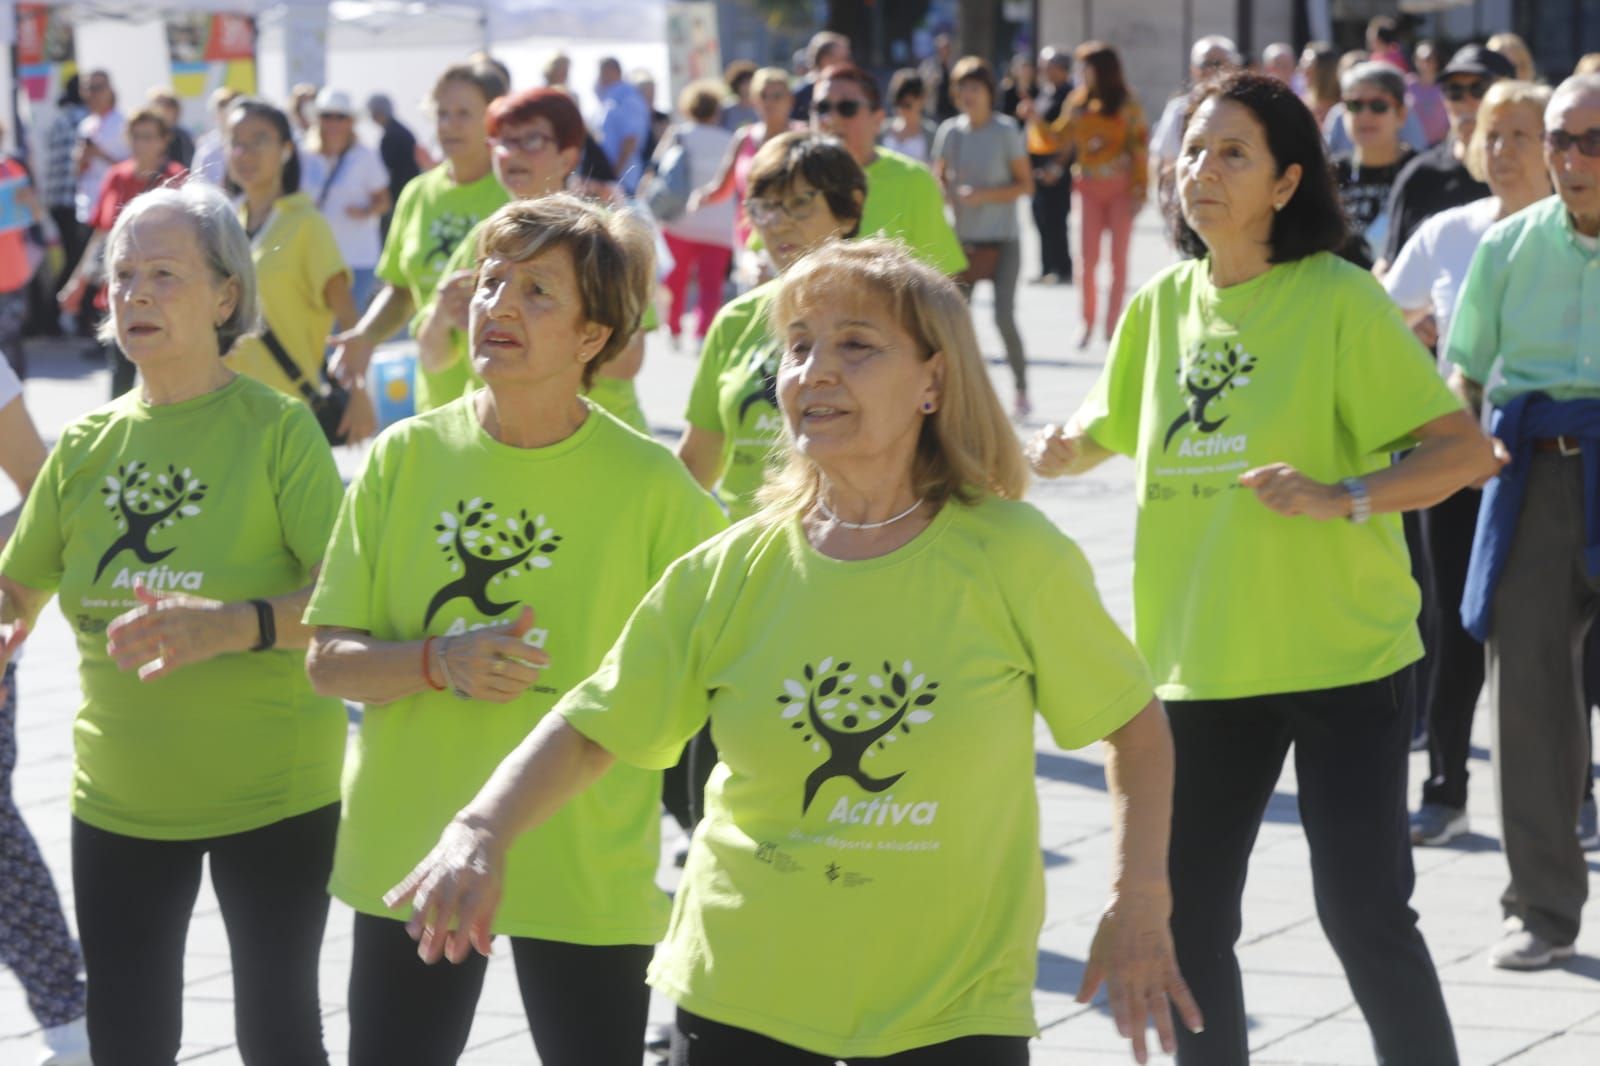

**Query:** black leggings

left=72, top=803, right=338, bottom=1066
left=669, top=1009, right=1030, bottom=1065
left=1166, top=675, right=1456, bottom=1065
left=348, top=911, right=653, bottom=1066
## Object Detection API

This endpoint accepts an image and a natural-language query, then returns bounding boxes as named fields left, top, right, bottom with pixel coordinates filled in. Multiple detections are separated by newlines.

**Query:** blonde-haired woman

left=387, top=238, right=1200, bottom=1065
left=1383, top=79, right=1552, bottom=847
left=305, top=195, right=724, bottom=1066
left=1487, top=33, right=1537, bottom=83
left=691, top=67, right=801, bottom=254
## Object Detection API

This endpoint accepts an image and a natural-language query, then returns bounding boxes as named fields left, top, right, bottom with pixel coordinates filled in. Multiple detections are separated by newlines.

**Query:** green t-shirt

left=560, top=498, right=1151, bottom=1057
left=376, top=166, right=509, bottom=412
left=861, top=148, right=968, bottom=276
left=685, top=282, right=781, bottom=520
left=431, top=216, right=655, bottom=434
left=0, top=377, right=346, bottom=839
left=304, top=394, right=725, bottom=941
left=1074, top=252, right=1464, bottom=701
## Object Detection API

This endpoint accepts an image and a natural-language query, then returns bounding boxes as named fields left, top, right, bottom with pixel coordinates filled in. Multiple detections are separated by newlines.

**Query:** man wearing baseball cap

left=1378, top=43, right=1518, bottom=274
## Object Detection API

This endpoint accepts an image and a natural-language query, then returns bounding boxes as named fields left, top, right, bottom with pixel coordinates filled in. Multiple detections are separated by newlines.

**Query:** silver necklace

left=815, top=496, right=924, bottom=530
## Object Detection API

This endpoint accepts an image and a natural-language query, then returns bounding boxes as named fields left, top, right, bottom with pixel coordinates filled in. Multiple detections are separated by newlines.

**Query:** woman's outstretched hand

left=1078, top=889, right=1204, bottom=1063
left=384, top=815, right=506, bottom=965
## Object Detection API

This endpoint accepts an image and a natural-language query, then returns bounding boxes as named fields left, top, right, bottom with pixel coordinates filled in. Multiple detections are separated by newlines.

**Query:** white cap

left=315, top=88, right=355, bottom=117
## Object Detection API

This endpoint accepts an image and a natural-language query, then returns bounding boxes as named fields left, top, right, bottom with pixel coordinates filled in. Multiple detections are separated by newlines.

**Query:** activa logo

left=777, top=657, right=939, bottom=815
left=423, top=498, right=560, bottom=626
left=94, top=462, right=207, bottom=582
left=1162, top=341, right=1257, bottom=453
left=828, top=793, right=938, bottom=826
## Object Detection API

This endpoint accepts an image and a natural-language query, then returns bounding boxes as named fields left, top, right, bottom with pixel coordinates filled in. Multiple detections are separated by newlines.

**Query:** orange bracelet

left=421, top=635, right=445, bottom=691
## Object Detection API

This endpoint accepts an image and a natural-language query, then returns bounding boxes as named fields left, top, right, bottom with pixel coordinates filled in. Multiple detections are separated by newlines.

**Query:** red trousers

left=664, top=233, right=732, bottom=340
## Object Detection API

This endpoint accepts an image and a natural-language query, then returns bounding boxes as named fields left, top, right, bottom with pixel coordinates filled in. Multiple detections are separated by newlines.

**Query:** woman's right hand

left=384, top=815, right=506, bottom=964
left=0, top=618, right=28, bottom=673
left=1028, top=423, right=1082, bottom=478
left=435, top=606, right=550, bottom=702
left=327, top=328, right=376, bottom=389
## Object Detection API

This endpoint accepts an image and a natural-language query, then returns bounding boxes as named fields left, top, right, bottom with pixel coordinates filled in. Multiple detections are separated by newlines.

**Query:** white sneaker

left=38, top=1017, right=90, bottom=1066
left=1489, top=927, right=1576, bottom=970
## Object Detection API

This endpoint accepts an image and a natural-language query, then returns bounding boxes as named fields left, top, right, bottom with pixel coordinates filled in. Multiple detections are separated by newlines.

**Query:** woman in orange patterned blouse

left=1055, top=42, right=1147, bottom=348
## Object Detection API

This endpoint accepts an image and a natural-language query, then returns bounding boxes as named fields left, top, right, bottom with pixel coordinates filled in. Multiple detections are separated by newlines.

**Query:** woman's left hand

left=106, top=579, right=252, bottom=681
left=338, top=386, right=378, bottom=444
left=1238, top=463, right=1349, bottom=520
left=1077, top=889, right=1203, bottom=1063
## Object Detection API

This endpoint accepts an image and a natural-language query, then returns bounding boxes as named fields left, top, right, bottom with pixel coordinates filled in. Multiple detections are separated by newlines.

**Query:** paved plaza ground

left=3, top=211, right=1599, bottom=1065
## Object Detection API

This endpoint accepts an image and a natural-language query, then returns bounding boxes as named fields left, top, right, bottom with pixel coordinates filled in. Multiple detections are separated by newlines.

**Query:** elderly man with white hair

left=1447, top=73, right=1600, bottom=971
left=1148, top=36, right=1240, bottom=195
left=1261, top=42, right=1297, bottom=86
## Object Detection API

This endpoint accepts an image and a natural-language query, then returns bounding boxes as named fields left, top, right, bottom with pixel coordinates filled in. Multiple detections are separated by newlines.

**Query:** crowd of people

left=0, top=18, right=1597, bottom=1066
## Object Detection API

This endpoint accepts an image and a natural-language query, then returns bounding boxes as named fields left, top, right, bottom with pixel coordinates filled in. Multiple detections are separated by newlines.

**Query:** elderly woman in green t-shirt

left=386, top=238, right=1201, bottom=1065
left=414, top=86, right=655, bottom=435
left=0, top=183, right=347, bottom=1062
left=1029, top=72, right=1499, bottom=1064
left=304, top=195, right=724, bottom=1066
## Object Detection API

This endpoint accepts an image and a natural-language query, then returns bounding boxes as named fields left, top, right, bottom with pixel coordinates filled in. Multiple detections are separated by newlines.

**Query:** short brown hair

left=128, top=107, right=171, bottom=139
left=950, top=56, right=996, bottom=104
left=746, top=132, right=866, bottom=236
left=432, top=61, right=509, bottom=108
left=679, top=79, right=724, bottom=124
left=475, top=195, right=655, bottom=387
left=725, top=59, right=757, bottom=94
left=815, top=64, right=881, bottom=111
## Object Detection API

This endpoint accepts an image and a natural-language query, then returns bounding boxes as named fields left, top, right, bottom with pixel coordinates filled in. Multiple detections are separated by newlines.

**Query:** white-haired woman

left=386, top=238, right=1200, bottom=1065
left=304, top=196, right=725, bottom=1066
left=0, top=182, right=347, bottom=1064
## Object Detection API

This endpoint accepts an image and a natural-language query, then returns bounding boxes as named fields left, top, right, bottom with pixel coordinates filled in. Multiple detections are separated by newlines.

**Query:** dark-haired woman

left=223, top=99, right=375, bottom=442
left=1058, top=43, right=1146, bottom=347
left=1028, top=71, right=1499, bottom=1064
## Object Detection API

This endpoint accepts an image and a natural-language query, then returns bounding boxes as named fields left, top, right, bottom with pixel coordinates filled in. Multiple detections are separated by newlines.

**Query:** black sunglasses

left=1545, top=128, right=1600, bottom=159
left=1343, top=98, right=1394, bottom=115
left=1442, top=79, right=1492, bottom=102
left=812, top=99, right=865, bottom=119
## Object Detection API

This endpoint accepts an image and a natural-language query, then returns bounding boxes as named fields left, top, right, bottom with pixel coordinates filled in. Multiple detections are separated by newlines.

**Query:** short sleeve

left=1381, top=160, right=1422, bottom=264
left=559, top=551, right=718, bottom=770
left=0, top=359, right=21, bottom=409
left=303, top=440, right=386, bottom=631
left=90, top=170, right=118, bottom=232
left=360, top=149, right=391, bottom=194
left=303, top=212, right=351, bottom=296
left=1005, top=121, right=1026, bottom=161
left=376, top=179, right=418, bottom=287
left=1336, top=276, right=1463, bottom=454
left=931, top=120, right=953, bottom=165
left=0, top=441, right=66, bottom=594
left=1382, top=217, right=1440, bottom=312
left=686, top=305, right=740, bottom=432
left=1073, top=289, right=1153, bottom=457
left=1443, top=234, right=1508, bottom=386
left=907, top=166, right=967, bottom=276
left=1023, top=530, right=1153, bottom=749
left=274, top=403, right=344, bottom=570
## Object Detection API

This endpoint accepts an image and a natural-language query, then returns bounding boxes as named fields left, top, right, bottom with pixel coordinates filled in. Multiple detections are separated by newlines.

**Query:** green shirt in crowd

left=427, top=215, right=655, bottom=434
left=861, top=148, right=968, bottom=276
left=1446, top=195, right=1600, bottom=406
left=304, top=395, right=725, bottom=941
left=376, top=165, right=509, bottom=413
left=1074, top=252, right=1464, bottom=701
left=559, top=497, right=1151, bottom=1057
left=0, top=377, right=347, bottom=839
left=685, top=281, right=781, bottom=519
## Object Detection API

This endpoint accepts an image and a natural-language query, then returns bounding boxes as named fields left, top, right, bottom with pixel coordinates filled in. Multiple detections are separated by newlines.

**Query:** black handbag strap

left=257, top=327, right=322, bottom=406
left=316, top=148, right=353, bottom=210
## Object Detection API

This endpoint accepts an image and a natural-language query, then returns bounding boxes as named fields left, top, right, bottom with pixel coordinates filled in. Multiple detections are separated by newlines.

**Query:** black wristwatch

left=248, top=599, right=276, bottom=652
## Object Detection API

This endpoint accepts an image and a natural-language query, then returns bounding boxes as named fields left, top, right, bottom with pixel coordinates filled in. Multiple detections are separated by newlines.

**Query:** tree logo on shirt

left=93, top=461, right=208, bottom=582
left=1162, top=340, right=1257, bottom=452
left=423, top=498, right=561, bottom=625
left=777, top=657, right=940, bottom=814
left=737, top=343, right=781, bottom=426
left=428, top=212, right=477, bottom=268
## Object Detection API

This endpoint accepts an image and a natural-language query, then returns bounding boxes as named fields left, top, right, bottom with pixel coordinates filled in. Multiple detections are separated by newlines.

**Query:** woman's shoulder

left=954, top=495, right=1072, bottom=552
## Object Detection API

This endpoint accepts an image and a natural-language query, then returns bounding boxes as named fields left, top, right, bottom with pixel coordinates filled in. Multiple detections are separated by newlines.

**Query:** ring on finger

left=492, top=655, right=506, bottom=676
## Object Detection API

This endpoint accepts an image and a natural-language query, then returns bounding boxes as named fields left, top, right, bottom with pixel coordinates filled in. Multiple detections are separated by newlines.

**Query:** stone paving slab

left=3, top=209, right=1599, bottom=1066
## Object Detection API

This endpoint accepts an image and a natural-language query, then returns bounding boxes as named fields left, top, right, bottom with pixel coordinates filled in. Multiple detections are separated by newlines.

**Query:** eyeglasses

left=1545, top=128, right=1600, bottom=158
left=746, top=189, right=822, bottom=226
left=1343, top=98, right=1394, bottom=115
left=1442, top=79, right=1492, bottom=102
left=812, top=99, right=865, bottom=119
left=491, top=130, right=556, bottom=154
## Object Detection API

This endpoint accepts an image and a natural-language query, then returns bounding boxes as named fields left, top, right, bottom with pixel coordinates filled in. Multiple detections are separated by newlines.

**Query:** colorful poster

left=17, top=3, right=76, bottom=104
left=164, top=13, right=257, bottom=131
left=666, top=2, right=722, bottom=104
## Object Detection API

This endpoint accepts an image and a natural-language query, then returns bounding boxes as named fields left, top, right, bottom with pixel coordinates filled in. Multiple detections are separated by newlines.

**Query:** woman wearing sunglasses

left=1331, top=62, right=1414, bottom=269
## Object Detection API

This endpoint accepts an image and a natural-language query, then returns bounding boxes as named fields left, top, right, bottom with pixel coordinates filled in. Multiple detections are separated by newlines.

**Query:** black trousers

left=1028, top=153, right=1072, bottom=281
left=669, top=1008, right=1029, bottom=1065
left=1419, top=489, right=1486, bottom=809
left=348, top=912, right=652, bottom=1066
left=1166, top=675, right=1457, bottom=1065
left=72, top=804, right=338, bottom=1066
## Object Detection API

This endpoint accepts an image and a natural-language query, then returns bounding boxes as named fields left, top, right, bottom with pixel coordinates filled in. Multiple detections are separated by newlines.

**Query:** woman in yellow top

left=223, top=98, right=375, bottom=442
left=1055, top=42, right=1147, bottom=348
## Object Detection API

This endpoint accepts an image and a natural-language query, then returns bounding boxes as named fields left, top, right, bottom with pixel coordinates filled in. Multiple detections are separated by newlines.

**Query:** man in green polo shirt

left=809, top=63, right=967, bottom=276
left=1446, top=73, right=1600, bottom=971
